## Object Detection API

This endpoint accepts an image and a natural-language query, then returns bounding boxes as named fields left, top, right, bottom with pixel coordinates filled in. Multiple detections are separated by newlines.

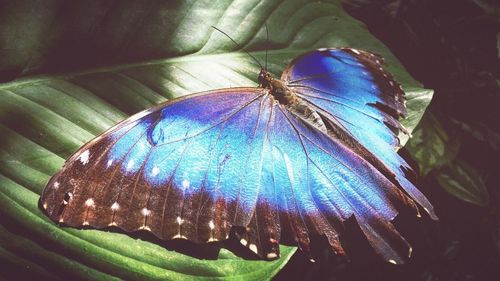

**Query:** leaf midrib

left=0, top=49, right=311, bottom=91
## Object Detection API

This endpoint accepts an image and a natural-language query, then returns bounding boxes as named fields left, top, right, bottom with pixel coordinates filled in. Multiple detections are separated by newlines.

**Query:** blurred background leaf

left=406, top=112, right=460, bottom=176
left=0, top=0, right=433, bottom=280
left=436, top=160, right=489, bottom=207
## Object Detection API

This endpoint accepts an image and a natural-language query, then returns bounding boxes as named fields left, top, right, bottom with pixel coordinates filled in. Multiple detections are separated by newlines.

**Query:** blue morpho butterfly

left=40, top=35, right=437, bottom=264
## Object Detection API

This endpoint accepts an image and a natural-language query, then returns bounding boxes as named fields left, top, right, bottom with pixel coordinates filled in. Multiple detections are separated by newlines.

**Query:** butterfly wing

left=41, top=49, right=436, bottom=263
left=282, top=48, right=437, bottom=220
left=40, top=88, right=274, bottom=245
left=259, top=104, right=423, bottom=263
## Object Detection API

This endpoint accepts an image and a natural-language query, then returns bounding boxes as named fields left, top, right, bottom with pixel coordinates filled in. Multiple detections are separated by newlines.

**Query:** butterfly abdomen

left=267, top=76, right=327, bottom=132
left=287, top=99, right=327, bottom=133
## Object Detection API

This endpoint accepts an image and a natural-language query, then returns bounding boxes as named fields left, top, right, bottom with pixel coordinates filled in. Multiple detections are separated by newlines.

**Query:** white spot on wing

left=351, top=49, right=361, bottom=54
left=141, top=208, right=151, bottom=216
left=267, top=253, right=278, bottom=259
left=126, top=159, right=135, bottom=170
left=249, top=244, right=258, bottom=254
left=182, top=179, right=190, bottom=189
left=151, top=166, right=160, bottom=176
left=85, top=198, right=95, bottom=207
left=176, top=216, right=184, bottom=225
left=208, top=220, right=215, bottom=230
left=42, top=202, right=48, bottom=209
left=107, top=159, right=113, bottom=167
left=139, top=225, right=151, bottom=231
left=111, top=202, right=120, bottom=211
left=240, top=238, right=248, bottom=246
left=79, top=150, right=90, bottom=165
left=53, top=181, right=60, bottom=189
left=388, top=259, right=397, bottom=265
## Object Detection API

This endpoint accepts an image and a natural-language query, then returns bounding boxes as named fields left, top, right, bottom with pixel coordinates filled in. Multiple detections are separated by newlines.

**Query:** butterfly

left=40, top=47, right=437, bottom=264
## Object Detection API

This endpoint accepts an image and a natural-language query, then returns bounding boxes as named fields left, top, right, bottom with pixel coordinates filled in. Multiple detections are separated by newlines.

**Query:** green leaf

left=436, top=160, right=490, bottom=207
left=0, top=0, right=433, bottom=280
left=405, top=112, right=460, bottom=176
left=399, top=88, right=435, bottom=146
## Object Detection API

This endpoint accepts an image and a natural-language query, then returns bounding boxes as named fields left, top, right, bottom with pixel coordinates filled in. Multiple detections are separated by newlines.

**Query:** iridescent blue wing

left=261, top=104, right=421, bottom=263
left=40, top=88, right=275, bottom=246
left=281, top=48, right=437, bottom=221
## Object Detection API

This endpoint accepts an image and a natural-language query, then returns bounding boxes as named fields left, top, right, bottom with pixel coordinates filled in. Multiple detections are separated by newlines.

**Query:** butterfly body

left=260, top=68, right=327, bottom=132
left=40, top=48, right=436, bottom=263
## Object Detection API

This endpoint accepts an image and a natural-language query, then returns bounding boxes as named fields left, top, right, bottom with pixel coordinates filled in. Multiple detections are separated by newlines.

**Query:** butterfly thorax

left=258, top=69, right=295, bottom=105
left=259, top=69, right=327, bottom=132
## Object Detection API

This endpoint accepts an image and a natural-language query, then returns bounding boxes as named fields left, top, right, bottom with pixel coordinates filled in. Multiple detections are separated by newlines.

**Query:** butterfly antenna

left=264, top=23, right=269, bottom=70
left=211, top=26, right=264, bottom=69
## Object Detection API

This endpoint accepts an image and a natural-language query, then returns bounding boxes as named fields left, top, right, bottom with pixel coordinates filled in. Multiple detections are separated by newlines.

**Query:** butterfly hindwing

left=277, top=103, right=419, bottom=261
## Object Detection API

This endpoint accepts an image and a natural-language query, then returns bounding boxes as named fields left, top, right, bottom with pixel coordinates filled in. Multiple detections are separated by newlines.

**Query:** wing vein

left=275, top=105, right=311, bottom=238
left=154, top=92, right=265, bottom=149
left=278, top=107, right=335, bottom=237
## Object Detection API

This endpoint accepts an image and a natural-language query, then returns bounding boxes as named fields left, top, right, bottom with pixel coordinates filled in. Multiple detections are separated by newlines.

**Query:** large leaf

left=405, top=112, right=460, bottom=176
left=0, top=0, right=433, bottom=280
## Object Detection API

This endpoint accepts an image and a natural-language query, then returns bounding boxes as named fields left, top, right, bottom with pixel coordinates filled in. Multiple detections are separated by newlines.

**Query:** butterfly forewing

left=41, top=89, right=265, bottom=235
